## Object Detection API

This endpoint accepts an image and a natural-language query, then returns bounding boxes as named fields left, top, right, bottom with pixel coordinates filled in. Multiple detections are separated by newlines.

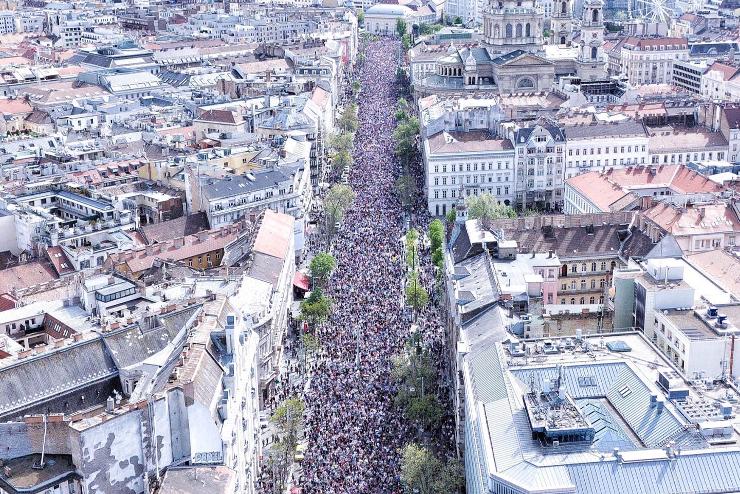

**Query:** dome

left=365, top=3, right=413, bottom=16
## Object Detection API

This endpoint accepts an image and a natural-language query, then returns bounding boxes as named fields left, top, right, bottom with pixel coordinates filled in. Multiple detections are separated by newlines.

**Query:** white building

left=423, top=129, right=516, bottom=216
left=364, top=4, right=412, bottom=36
left=564, top=119, right=649, bottom=178
left=619, top=36, right=689, bottom=85
left=504, top=119, right=566, bottom=210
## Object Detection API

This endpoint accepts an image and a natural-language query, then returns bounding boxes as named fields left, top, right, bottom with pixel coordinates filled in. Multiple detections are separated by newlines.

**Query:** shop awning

left=293, top=272, right=310, bottom=291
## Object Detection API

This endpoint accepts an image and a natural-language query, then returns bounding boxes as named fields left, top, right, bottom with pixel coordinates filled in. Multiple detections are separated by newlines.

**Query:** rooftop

left=464, top=331, right=740, bottom=494
left=0, top=454, right=77, bottom=491
left=426, top=130, right=513, bottom=154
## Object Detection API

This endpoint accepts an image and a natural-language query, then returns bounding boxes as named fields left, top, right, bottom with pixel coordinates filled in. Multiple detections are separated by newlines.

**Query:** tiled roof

left=196, top=109, right=239, bottom=125
left=427, top=131, right=514, bottom=154
left=642, top=202, right=740, bottom=236
left=252, top=209, right=294, bottom=260
left=111, top=227, right=239, bottom=274
left=565, top=120, right=647, bottom=140
left=141, top=213, right=210, bottom=244
left=45, top=247, right=75, bottom=276
left=0, top=262, right=57, bottom=295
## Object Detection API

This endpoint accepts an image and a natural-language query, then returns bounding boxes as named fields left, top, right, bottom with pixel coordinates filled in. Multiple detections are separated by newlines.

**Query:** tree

left=337, top=103, right=358, bottom=133
left=357, top=10, right=364, bottom=26
left=396, top=18, right=408, bottom=37
left=466, top=193, right=517, bottom=222
left=309, top=252, right=336, bottom=286
left=324, top=184, right=355, bottom=237
left=328, top=132, right=353, bottom=152
left=401, top=443, right=464, bottom=494
left=431, top=248, right=444, bottom=270
left=400, top=443, right=442, bottom=494
left=434, top=458, right=464, bottom=493
left=405, top=271, right=428, bottom=314
left=330, top=148, right=352, bottom=173
left=454, top=16, right=463, bottom=24
left=393, top=116, right=420, bottom=165
left=402, top=33, right=411, bottom=50
left=445, top=208, right=457, bottom=224
left=395, top=97, right=411, bottom=122
left=395, top=173, right=417, bottom=210
left=299, top=288, right=332, bottom=325
left=271, top=397, right=305, bottom=451
left=428, top=219, right=444, bottom=252
left=300, top=332, right=320, bottom=370
left=351, top=80, right=361, bottom=97
left=405, top=228, right=419, bottom=269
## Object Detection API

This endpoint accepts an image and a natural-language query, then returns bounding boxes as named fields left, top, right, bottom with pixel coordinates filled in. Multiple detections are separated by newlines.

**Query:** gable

left=500, top=53, right=553, bottom=67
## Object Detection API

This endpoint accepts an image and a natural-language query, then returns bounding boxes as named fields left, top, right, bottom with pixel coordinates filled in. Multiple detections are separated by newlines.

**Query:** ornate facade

left=411, top=0, right=606, bottom=96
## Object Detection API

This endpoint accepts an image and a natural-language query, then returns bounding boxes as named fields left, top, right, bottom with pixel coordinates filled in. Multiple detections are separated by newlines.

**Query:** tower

left=482, top=0, right=545, bottom=55
left=550, top=0, right=573, bottom=45
left=576, top=0, right=606, bottom=80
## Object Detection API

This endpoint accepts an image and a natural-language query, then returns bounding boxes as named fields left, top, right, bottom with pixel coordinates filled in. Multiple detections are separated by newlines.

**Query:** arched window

left=590, top=296, right=595, bottom=304
left=592, top=9, right=599, bottom=22
left=561, top=1, right=567, bottom=13
left=517, top=77, right=535, bottom=88
left=591, top=47, right=598, bottom=59
left=516, top=24, right=522, bottom=37
left=494, top=24, right=500, bottom=37
left=505, top=23, right=513, bottom=37
left=570, top=298, right=576, bottom=304
left=580, top=297, right=585, bottom=304
left=525, top=23, right=531, bottom=37
left=581, top=263, right=587, bottom=272
left=560, top=36, right=566, bottom=44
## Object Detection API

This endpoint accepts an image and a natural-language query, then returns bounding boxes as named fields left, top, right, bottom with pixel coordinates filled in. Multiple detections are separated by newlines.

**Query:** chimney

left=106, top=396, right=115, bottom=413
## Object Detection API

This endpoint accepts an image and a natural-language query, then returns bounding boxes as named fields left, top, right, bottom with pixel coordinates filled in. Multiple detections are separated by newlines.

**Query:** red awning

left=293, top=272, right=310, bottom=291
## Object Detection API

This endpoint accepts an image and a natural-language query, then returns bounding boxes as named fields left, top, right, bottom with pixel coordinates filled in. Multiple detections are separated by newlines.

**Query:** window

left=591, top=262, right=596, bottom=271
left=571, top=264, right=577, bottom=273
left=581, top=263, right=587, bottom=272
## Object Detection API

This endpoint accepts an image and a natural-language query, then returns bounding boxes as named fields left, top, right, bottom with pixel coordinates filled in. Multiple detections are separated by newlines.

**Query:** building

left=364, top=4, right=413, bottom=36
left=423, top=130, right=516, bottom=216
left=461, top=331, right=740, bottom=494
left=638, top=201, right=740, bottom=252
left=619, top=37, right=690, bottom=86
left=504, top=119, right=567, bottom=210
left=563, top=120, right=650, bottom=179
left=564, top=164, right=726, bottom=214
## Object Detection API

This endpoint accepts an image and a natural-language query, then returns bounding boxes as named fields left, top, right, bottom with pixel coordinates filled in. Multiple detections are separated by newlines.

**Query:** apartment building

left=563, top=120, right=650, bottom=178
left=619, top=37, right=689, bottom=85
left=423, top=130, right=516, bottom=216
left=505, top=119, right=566, bottom=211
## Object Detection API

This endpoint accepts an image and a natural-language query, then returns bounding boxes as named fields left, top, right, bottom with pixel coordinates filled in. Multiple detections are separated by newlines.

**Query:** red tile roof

left=642, top=202, right=740, bottom=236
left=0, top=262, right=58, bottom=294
left=46, top=247, right=75, bottom=276
left=252, top=210, right=294, bottom=260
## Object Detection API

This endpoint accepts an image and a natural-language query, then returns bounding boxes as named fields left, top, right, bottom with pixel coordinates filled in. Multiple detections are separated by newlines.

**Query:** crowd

left=259, top=38, right=457, bottom=493
left=300, top=38, right=411, bottom=493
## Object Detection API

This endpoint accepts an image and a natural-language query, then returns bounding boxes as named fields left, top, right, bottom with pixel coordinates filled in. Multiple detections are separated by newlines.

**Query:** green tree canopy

left=401, top=443, right=464, bottom=494
left=395, top=173, right=418, bottom=210
left=328, top=132, right=354, bottom=152
left=309, top=252, right=336, bottom=286
left=466, top=193, right=517, bottom=221
left=393, top=116, right=420, bottom=164
left=357, top=10, right=364, bottom=25
left=428, top=219, right=444, bottom=251
left=337, top=103, right=358, bottom=133
left=396, top=18, right=408, bottom=37
left=405, top=271, right=428, bottom=312
left=299, top=288, right=332, bottom=326
left=445, top=208, right=457, bottom=224
left=324, top=184, right=356, bottom=235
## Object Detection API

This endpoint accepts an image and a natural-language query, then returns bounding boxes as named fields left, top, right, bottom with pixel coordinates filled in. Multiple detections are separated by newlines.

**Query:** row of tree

left=267, top=397, right=306, bottom=494
left=394, top=335, right=464, bottom=493
left=404, top=228, right=429, bottom=318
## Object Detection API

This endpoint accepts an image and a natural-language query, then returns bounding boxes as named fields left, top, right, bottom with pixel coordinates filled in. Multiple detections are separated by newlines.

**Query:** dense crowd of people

left=301, top=38, right=411, bottom=493
left=259, top=37, right=458, bottom=493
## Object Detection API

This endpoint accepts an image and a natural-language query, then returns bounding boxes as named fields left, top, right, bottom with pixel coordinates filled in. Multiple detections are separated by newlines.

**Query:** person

left=261, top=37, right=456, bottom=494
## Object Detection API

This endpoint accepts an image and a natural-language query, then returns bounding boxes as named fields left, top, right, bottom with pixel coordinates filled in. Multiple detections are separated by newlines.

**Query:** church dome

left=365, top=3, right=412, bottom=16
